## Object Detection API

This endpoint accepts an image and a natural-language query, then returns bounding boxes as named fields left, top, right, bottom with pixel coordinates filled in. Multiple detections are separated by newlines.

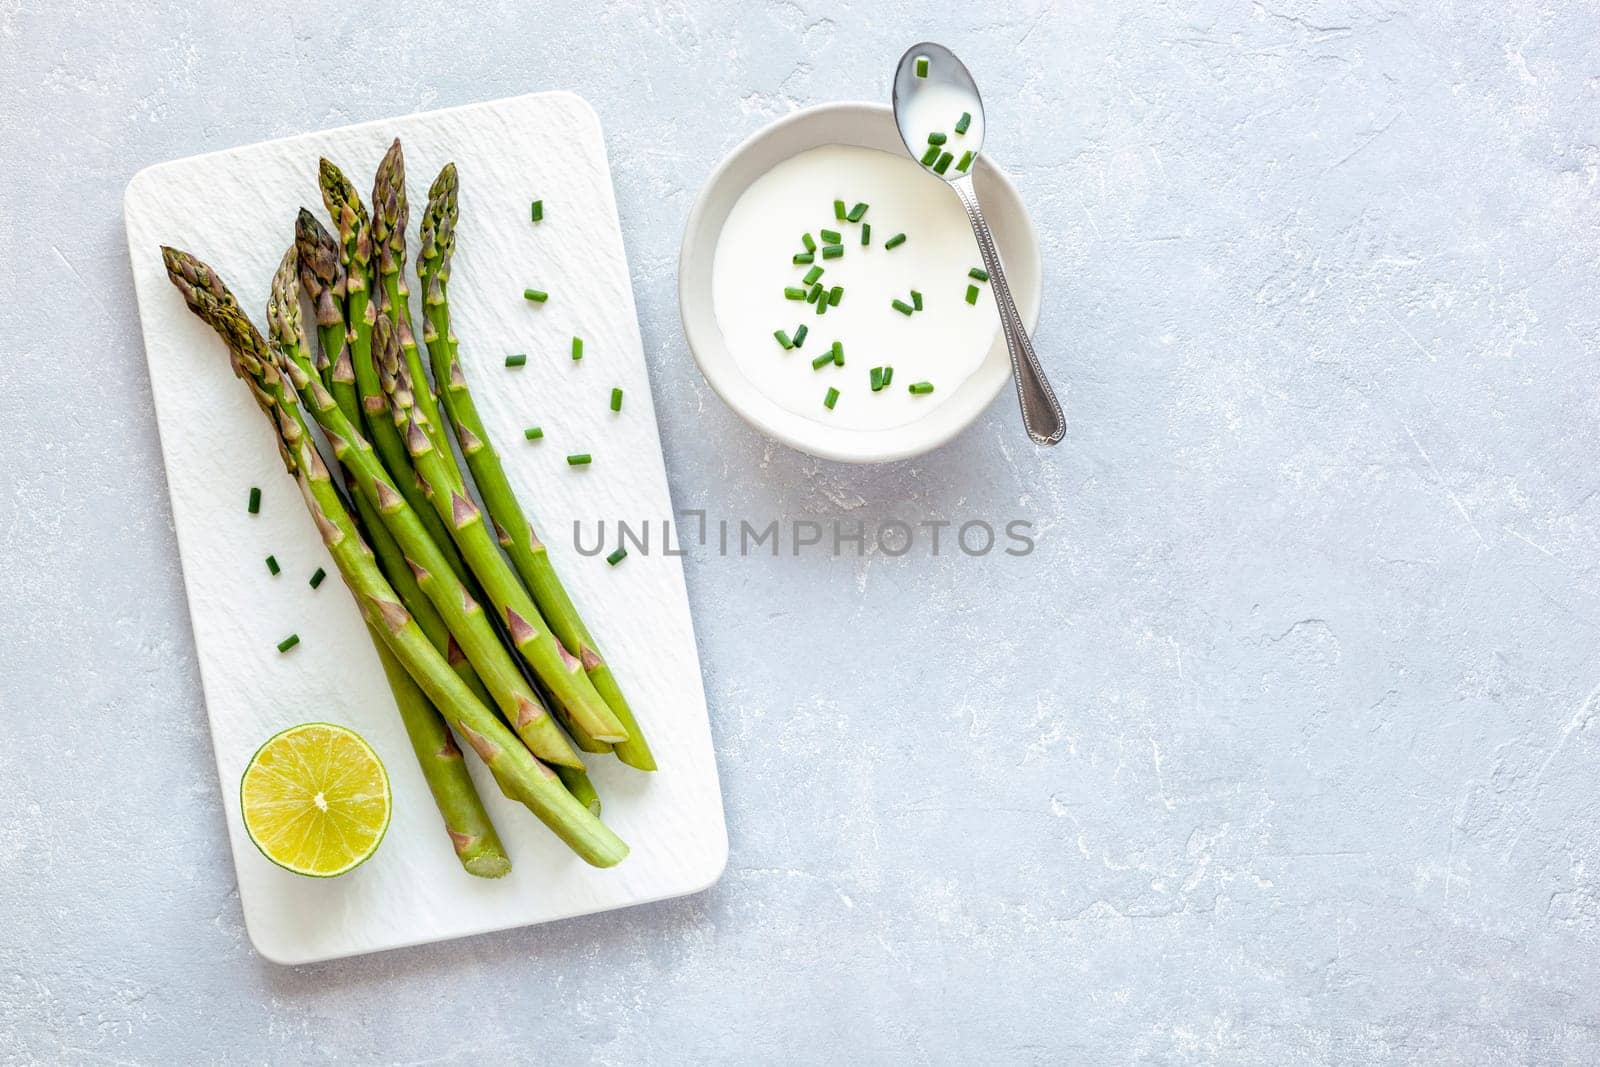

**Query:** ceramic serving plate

left=125, top=92, right=727, bottom=965
left=678, top=102, right=1042, bottom=463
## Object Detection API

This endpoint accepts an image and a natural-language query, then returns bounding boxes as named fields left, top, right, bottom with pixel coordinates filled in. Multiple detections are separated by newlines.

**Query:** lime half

left=240, top=722, right=391, bottom=877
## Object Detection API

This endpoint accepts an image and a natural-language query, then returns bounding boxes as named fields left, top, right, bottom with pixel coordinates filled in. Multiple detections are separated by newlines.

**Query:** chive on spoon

left=893, top=43, right=1066, bottom=446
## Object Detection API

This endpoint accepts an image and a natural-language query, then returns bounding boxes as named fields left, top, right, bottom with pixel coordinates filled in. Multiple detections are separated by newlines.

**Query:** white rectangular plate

left=124, top=92, right=726, bottom=965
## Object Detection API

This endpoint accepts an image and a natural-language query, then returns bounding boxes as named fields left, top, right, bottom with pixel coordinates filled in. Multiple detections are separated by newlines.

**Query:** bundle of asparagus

left=162, top=139, right=652, bottom=876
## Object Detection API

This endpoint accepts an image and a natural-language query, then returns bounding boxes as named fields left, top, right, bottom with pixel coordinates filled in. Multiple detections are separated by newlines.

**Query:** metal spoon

left=892, top=42, right=1065, bottom=446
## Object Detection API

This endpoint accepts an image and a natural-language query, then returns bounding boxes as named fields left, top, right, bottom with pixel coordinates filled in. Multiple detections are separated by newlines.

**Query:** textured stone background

left=3, top=1, right=1599, bottom=1062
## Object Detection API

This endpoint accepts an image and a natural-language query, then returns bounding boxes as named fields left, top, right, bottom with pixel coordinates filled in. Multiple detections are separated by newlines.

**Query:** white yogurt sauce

left=712, top=144, right=999, bottom=432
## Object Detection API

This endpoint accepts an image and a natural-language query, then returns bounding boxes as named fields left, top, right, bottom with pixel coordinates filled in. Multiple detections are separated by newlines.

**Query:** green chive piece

left=828, top=286, right=843, bottom=307
left=505, top=353, right=527, bottom=367
left=966, top=284, right=980, bottom=305
left=523, top=288, right=548, bottom=303
left=969, top=267, right=990, bottom=281
left=861, top=223, right=871, bottom=246
left=793, top=324, right=809, bottom=347
left=832, top=341, right=843, bottom=367
left=892, top=298, right=914, bottom=316
left=847, top=202, right=868, bottom=222
left=531, top=199, right=544, bottom=222
left=821, top=245, right=844, bottom=260
left=802, top=232, right=817, bottom=252
left=956, top=150, right=974, bottom=172
left=610, top=388, right=623, bottom=412
left=883, top=366, right=894, bottom=387
left=803, top=265, right=824, bottom=285
left=309, top=567, right=326, bottom=589
left=816, top=295, right=828, bottom=316
left=567, top=453, right=592, bottom=466
left=785, top=287, right=808, bottom=300
left=524, top=426, right=544, bottom=440
left=824, top=386, right=840, bottom=410
left=265, top=555, right=280, bottom=576
left=909, top=381, right=934, bottom=395
left=247, top=487, right=261, bottom=514
left=927, top=131, right=948, bottom=146
left=955, top=111, right=971, bottom=134
left=885, top=232, right=907, bottom=250
left=870, top=367, right=883, bottom=392
left=920, top=145, right=941, bottom=167
left=915, top=56, right=929, bottom=77
left=819, top=229, right=841, bottom=245
left=807, top=284, right=822, bottom=304
left=793, top=252, right=814, bottom=265
left=606, top=547, right=627, bottom=566
left=571, top=336, right=584, bottom=361
left=276, top=634, right=300, bottom=653
left=833, top=199, right=846, bottom=220
left=774, top=329, right=794, bottom=350
left=933, top=151, right=953, bottom=175
left=911, top=290, right=923, bottom=311
left=812, top=351, right=835, bottom=370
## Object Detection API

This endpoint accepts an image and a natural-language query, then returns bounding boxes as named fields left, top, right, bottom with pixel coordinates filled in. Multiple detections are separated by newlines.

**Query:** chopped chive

left=276, top=634, right=300, bottom=653
left=505, top=353, right=527, bottom=367
left=915, top=56, right=929, bottom=77
left=920, top=145, right=941, bottom=167
left=909, top=381, right=934, bottom=395
left=610, top=388, right=623, bottom=412
left=828, top=286, right=843, bottom=306
left=567, top=453, right=592, bottom=466
left=956, top=150, right=974, bottom=172
left=833, top=199, right=846, bottom=219
left=955, top=111, right=971, bottom=134
left=807, top=284, right=822, bottom=304
left=803, top=265, right=824, bottom=285
left=523, top=288, right=548, bottom=303
left=870, top=367, right=883, bottom=392
left=933, top=151, right=953, bottom=174
left=824, top=386, right=840, bottom=410
left=885, top=232, right=907, bottom=250
left=774, top=329, right=794, bottom=350
left=911, top=289, right=923, bottom=311
left=821, top=245, right=844, bottom=259
left=832, top=341, right=843, bottom=367
left=883, top=366, right=894, bottom=387
left=802, top=232, right=816, bottom=252
left=265, top=555, right=280, bottom=576
left=793, top=323, right=809, bottom=347
left=785, top=286, right=808, bottom=300
left=861, top=223, right=871, bottom=246
left=524, top=426, right=544, bottom=440
left=892, top=298, right=915, bottom=316
left=793, top=252, right=814, bottom=265
left=812, top=350, right=835, bottom=370
left=247, top=487, right=261, bottom=514
left=531, top=199, right=544, bottom=222
left=847, top=202, right=869, bottom=222
left=819, top=229, right=841, bottom=245
left=571, top=336, right=584, bottom=361
left=309, top=567, right=327, bottom=589
left=815, top=295, right=828, bottom=316
left=966, top=284, right=980, bottom=305
left=969, top=267, right=989, bottom=281
left=606, top=547, right=627, bottom=566
left=927, top=131, right=948, bottom=146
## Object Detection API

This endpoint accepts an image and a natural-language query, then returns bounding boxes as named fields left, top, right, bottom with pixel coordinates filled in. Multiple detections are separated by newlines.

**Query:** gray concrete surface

left=4, top=1, right=1600, bottom=1062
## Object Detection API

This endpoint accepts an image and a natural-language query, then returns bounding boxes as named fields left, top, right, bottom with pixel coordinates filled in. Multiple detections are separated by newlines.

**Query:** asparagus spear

left=419, top=164, right=656, bottom=770
left=267, top=250, right=584, bottom=771
left=162, top=247, right=625, bottom=866
left=370, top=306, right=630, bottom=745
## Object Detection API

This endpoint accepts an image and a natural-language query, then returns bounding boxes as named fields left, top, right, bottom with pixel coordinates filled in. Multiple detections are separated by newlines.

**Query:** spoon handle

left=951, top=174, right=1065, bottom=446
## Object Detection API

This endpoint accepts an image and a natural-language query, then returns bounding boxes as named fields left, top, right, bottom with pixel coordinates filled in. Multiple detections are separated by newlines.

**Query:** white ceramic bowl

left=679, top=102, right=1042, bottom=463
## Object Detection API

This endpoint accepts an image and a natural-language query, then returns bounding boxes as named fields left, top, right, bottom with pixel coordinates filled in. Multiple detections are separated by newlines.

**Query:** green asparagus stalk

left=161, top=247, right=625, bottom=866
left=267, top=249, right=584, bottom=771
left=370, top=306, right=630, bottom=745
left=555, top=765, right=602, bottom=816
left=420, top=164, right=656, bottom=769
